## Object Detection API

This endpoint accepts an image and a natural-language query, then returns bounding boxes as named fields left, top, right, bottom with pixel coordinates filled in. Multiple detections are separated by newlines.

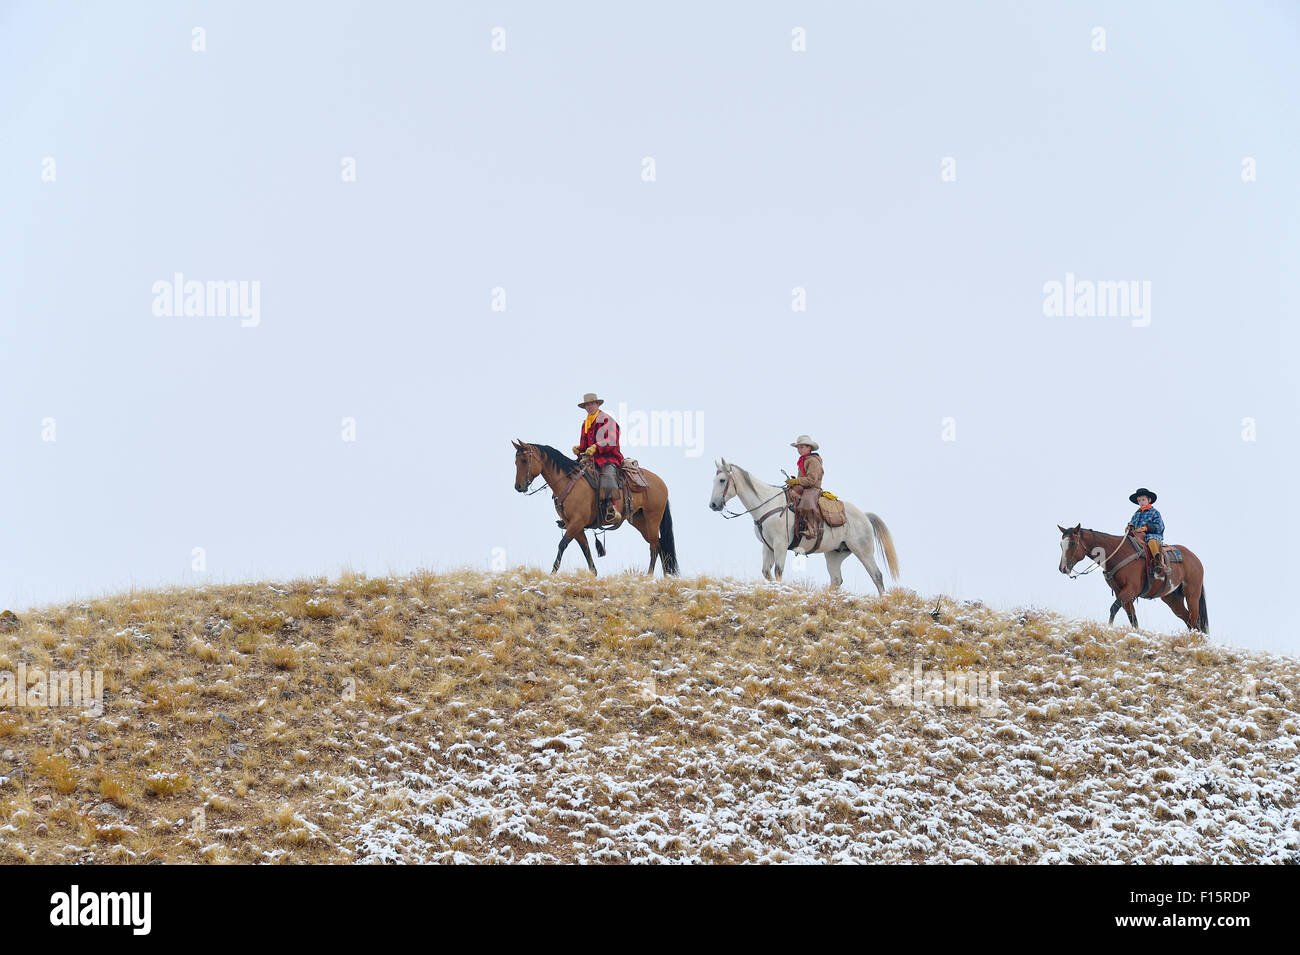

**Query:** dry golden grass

left=0, top=569, right=1295, bottom=864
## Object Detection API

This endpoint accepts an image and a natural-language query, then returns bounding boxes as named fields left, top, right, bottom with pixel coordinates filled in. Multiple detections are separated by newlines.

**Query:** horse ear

left=1057, top=525, right=1066, bottom=533
left=1072, top=523, right=1081, bottom=533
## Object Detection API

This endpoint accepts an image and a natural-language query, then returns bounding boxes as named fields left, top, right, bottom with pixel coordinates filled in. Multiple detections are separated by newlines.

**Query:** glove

left=572, top=445, right=581, bottom=454
left=584, top=446, right=596, bottom=456
left=786, top=477, right=798, bottom=485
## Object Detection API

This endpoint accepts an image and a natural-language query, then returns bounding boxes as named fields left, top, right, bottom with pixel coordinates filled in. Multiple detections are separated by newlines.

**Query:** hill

left=1, top=570, right=1297, bottom=863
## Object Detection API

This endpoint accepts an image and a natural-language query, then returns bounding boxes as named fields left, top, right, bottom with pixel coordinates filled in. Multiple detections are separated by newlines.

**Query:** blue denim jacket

left=1130, top=507, right=1164, bottom=541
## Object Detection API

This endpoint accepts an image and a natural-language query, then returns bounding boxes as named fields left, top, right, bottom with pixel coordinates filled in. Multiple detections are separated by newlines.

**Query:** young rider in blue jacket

left=1126, top=487, right=1166, bottom=580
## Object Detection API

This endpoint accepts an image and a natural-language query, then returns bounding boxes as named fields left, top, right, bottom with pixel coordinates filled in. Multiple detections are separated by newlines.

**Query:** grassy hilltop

left=0, top=569, right=1297, bottom=864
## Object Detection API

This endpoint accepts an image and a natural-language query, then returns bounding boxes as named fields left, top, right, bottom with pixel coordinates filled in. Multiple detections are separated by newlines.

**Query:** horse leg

left=635, top=510, right=660, bottom=575
left=756, top=523, right=776, bottom=580
left=1110, top=584, right=1140, bottom=628
left=1122, top=601, right=1138, bottom=627
left=1161, top=589, right=1191, bottom=629
left=771, top=531, right=788, bottom=581
left=573, top=531, right=597, bottom=575
left=1111, top=574, right=1142, bottom=628
left=825, top=549, right=848, bottom=589
left=849, top=527, right=886, bottom=596
left=552, top=533, right=573, bottom=573
left=1181, top=576, right=1204, bottom=632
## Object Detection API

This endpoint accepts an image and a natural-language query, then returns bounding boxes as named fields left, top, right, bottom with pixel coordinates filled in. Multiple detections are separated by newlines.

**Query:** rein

left=518, top=447, right=562, bottom=496
left=719, top=468, right=788, bottom=521
left=1066, top=532, right=1132, bottom=579
left=718, top=467, right=795, bottom=555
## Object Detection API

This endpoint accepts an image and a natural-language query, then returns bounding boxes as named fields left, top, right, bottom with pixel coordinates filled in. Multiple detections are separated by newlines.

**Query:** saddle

left=621, top=460, right=650, bottom=489
left=784, top=486, right=846, bottom=527
left=1106, top=533, right=1182, bottom=599
left=561, top=459, right=642, bottom=529
left=577, top=460, right=647, bottom=493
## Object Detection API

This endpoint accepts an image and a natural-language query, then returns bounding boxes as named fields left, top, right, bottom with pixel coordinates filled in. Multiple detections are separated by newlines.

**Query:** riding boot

left=794, top=520, right=818, bottom=555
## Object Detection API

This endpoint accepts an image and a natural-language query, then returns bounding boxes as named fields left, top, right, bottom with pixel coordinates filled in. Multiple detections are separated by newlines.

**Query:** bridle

left=515, top=446, right=551, bottom=496
left=717, top=466, right=791, bottom=530
left=1064, top=531, right=1129, bottom=579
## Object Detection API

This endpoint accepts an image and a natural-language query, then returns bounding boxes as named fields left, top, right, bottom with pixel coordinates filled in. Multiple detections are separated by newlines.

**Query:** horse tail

left=1198, top=588, right=1209, bottom=635
left=659, top=501, right=679, bottom=576
left=867, top=513, right=899, bottom=580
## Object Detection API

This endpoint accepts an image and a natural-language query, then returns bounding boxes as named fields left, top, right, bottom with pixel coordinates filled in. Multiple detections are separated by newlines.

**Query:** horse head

left=710, top=459, right=734, bottom=511
left=1057, top=523, right=1086, bottom=574
left=512, top=439, right=537, bottom=493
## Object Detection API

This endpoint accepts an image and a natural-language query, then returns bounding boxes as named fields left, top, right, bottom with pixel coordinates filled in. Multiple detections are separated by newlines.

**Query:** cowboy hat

left=577, top=392, right=605, bottom=408
left=790, top=435, right=819, bottom=451
left=1129, top=487, right=1158, bottom=504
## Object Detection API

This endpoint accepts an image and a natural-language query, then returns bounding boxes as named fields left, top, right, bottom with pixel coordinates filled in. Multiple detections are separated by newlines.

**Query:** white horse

left=709, top=458, right=899, bottom=592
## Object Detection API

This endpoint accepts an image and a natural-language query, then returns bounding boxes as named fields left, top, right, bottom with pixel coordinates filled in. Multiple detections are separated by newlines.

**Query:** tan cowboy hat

left=578, top=392, right=605, bottom=408
left=790, top=434, right=819, bottom=451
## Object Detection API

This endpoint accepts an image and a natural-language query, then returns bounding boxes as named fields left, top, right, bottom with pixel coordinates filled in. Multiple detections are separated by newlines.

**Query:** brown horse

left=512, top=441, right=678, bottom=576
left=1058, top=524, right=1207, bottom=633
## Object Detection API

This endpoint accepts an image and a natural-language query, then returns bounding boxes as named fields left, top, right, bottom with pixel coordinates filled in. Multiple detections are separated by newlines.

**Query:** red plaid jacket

left=578, top=411, right=623, bottom=468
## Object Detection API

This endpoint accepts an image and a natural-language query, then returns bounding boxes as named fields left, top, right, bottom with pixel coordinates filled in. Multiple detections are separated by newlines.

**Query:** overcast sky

left=2, top=1, right=1297, bottom=653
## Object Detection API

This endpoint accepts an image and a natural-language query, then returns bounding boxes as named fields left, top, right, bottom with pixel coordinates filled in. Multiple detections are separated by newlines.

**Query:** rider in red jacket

left=574, top=392, right=624, bottom=523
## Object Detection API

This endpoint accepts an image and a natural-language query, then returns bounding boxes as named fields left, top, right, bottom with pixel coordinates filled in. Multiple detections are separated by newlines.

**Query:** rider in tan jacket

left=787, top=435, right=823, bottom=545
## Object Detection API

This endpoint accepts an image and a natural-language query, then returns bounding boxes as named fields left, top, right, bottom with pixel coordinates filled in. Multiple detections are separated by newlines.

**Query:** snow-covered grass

left=0, top=569, right=1296, bottom=863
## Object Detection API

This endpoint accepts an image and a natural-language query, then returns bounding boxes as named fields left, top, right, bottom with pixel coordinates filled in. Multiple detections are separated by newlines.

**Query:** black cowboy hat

left=1129, top=487, right=1158, bottom=504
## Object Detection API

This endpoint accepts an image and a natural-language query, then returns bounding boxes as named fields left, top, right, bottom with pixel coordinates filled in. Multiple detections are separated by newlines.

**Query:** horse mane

left=531, top=443, right=580, bottom=475
left=731, top=464, right=770, bottom=497
left=733, top=464, right=758, bottom=497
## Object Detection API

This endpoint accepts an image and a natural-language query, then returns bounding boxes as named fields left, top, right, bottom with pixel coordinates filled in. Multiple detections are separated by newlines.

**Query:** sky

left=2, top=1, right=1297, bottom=653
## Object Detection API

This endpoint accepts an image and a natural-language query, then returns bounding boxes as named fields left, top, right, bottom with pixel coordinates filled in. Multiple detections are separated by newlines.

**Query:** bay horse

left=512, top=441, right=678, bottom=576
left=1058, top=524, right=1208, bottom=633
left=709, top=459, right=898, bottom=593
